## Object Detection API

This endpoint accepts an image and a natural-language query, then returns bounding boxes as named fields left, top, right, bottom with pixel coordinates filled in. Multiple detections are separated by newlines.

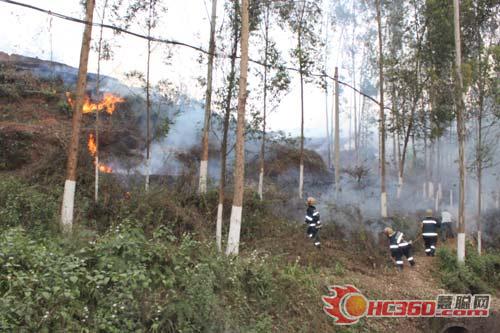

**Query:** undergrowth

left=437, top=244, right=500, bottom=294
left=0, top=224, right=319, bottom=332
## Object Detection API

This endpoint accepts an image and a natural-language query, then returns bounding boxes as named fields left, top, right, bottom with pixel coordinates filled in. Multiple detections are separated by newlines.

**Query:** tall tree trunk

left=324, top=15, right=332, bottom=169
left=299, top=69, right=305, bottom=199
left=61, top=0, right=96, bottom=232
left=352, top=0, right=359, bottom=165
left=217, top=4, right=239, bottom=252
left=353, top=69, right=358, bottom=164
left=411, top=130, right=416, bottom=173
left=297, top=3, right=306, bottom=199
left=226, top=0, right=250, bottom=256
left=199, top=0, right=218, bottom=194
left=94, top=0, right=109, bottom=203
left=453, top=0, right=466, bottom=263
left=331, top=76, right=336, bottom=172
left=475, top=29, right=486, bottom=255
left=476, top=76, right=483, bottom=255
left=376, top=0, right=387, bottom=217
left=145, top=2, right=153, bottom=192
left=359, top=96, right=365, bottom=157
left=258, top=7, right=270, bottom=201
left=325, top=85, right=331, bottom=169
left=334, top=67, right=340, bottom=197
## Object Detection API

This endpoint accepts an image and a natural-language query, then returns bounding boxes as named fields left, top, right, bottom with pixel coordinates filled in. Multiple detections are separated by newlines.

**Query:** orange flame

left=66, top=92, right=125, bottom=115
left=88, top=133, right=97, bottom=156
left=88, top=133, right=113, bottom=174
left=65, top=92, right=123, bottom=174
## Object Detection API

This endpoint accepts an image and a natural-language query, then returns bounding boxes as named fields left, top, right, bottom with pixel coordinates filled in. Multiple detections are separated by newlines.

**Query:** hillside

left=1, top=56, right=499, bottom=333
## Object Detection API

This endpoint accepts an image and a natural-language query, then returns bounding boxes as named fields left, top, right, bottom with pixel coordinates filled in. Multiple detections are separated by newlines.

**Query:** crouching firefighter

left=384, top=227, right=415, bottom=271
left=305, top=197, right=321, bottom=248
left=422, top=209, right=441, bottom=256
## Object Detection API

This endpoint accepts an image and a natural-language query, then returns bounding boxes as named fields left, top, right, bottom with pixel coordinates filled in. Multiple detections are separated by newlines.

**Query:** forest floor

left=251, top=227, right=499, bottom=332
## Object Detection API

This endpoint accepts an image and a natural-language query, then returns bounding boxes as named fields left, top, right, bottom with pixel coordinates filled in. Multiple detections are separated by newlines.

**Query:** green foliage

left=0, top=224, right=319, bottom=332
left=436, top=245, right=500, bottom=294
left=0, top=177, right=58, bottom=229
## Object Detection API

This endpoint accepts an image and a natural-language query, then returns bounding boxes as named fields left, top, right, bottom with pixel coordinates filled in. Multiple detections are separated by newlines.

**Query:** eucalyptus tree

left=92, top=0, right=115, bottom=203
left=384, top=0, right=426, bottom=199
left=460, top=0, right=500, bottom=254
left=254, top=0, right=290, bottom=200
left=278, top=0, right=323, bottom=199
left=375, top=0, right=388, bottom=217
left=215, top=0, right=240, bottom=252
left=226, top=0, right=250, bottom=256
left=453, top=0, right=466, bottom=263
left=115, top=0, right=167, bottom=191
left=61, top=0, right=96, bottom=232
left=199, top=0, right=218, bottom=194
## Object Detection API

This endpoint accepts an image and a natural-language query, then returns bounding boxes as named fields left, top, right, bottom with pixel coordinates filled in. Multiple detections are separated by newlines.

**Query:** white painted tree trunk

left=145, top=158, right=150, bottom=192
left=299, top=163, right=304, bottom=199
left=455, top=0, right=467, bottom=263
left=61, top=180, right=76, bottom=233
left=381, top=191, right=387, bottom=218
left=258, top=169, right=264, bottom=200
left=450, top=189, right=454, bottom=207
left=428, top=181, right=434, bottom=200
left=198, top=0, right=218, bottom=195
left=396, top=175, right=403, bottom=199
left=477, top=231, right=481, bottom=255
left=226, top=205, right=242, bottom=255
left=435, top=191, right=439, bottom=213
left=457, top=232, right=465, bottom=262
left=334, top=67, right=340, bottom=197
left=199, top=160, right=208, bottom=193
left=226, top=0, right=249, bottom=256
left=94, top=156, right=99, bottom=202
left=423, top=183, right=426, bottom=199
left=216, top=203, right=223, bottom=252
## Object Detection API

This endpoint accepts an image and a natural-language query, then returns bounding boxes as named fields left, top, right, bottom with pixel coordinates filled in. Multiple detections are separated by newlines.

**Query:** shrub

left=0, top=132, right=32, bottom=170
left=0, top=224, right=321, bottom=332
left=436, top=245, right=500, bottom=294
left=0, top=177, right=58, bottom=229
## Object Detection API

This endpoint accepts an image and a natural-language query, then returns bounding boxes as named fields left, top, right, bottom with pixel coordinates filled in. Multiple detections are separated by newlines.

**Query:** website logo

left=322, top=285, right=490, bottom=325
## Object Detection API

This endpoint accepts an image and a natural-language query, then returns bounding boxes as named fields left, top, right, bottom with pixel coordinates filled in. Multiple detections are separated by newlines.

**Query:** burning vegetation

left=66, top=91, right=125, bottom=174
left=65, top=91, right=125, bottom=115
left=87, top=133, right=113, bottom=173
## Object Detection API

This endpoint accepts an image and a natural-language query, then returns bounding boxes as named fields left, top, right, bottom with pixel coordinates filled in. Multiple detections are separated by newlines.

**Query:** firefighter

left=440, top=209, right=454, bottom=241
left=384, top=227, right=415, bottom=271
left=305, top=197, right=321, bottom=248
left=422, top=209, right=441, bottom=256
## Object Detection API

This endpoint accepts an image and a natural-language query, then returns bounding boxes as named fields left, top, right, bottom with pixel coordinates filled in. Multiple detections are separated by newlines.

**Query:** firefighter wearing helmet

left=384, top=227, right=415, bottom=271
left=304, top=197, right=321, bottom=248
left=422, top=209, right=441, bottom=256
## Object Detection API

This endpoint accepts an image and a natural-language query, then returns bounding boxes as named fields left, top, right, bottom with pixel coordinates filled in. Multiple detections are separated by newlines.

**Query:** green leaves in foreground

left=0, top=226, right=317, bottom=332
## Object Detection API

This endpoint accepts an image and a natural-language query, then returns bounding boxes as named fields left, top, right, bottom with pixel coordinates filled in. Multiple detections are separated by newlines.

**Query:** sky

left=0, top=0, right=373, bottom=139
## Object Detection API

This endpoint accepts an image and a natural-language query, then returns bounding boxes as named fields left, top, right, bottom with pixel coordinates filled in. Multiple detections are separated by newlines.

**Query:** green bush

left=436, top=245, right=500, bottom=294
left=0, top=224, right=320, bottom=332
left=0, top=177, right=58, bottom=229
